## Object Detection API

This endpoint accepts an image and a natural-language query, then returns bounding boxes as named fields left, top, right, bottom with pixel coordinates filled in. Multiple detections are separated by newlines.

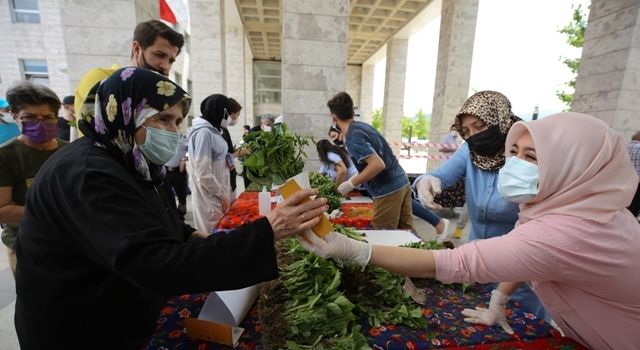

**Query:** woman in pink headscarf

left=298, top=112, right=640, bottom=349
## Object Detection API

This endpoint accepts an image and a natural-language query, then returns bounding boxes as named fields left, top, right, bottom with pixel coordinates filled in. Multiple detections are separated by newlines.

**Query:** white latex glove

left=297, top=231, right=372, bottom=267
left=416, top=175, right=442, bottom=210
left=461, top=289, right=514, bottom=335
left=329, top=209, right=343, bottom=219
left=337, top=178, right=356, bottom=196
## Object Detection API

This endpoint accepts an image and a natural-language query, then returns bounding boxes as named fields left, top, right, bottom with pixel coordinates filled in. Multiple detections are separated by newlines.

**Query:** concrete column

left=359, top=63, right=375, bottom=125
left=382, top=38, right=408, bottom=155
left=572, top=0, right=640, bottom=139
left=190, top=0, right=225, bottom=117
left=281, top=0, right=348, bottom=143
left=224, top=0, right=247, bottom=144
left=243, top=35, right=255, bottom=128
left=346, top=64, right=362, bottom=119
left=430, top=0, right=478, bottom=169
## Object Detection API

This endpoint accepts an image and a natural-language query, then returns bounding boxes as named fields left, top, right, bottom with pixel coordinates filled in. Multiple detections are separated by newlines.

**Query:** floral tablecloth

left=217, top=191, right=374, bottom=230
left=144, top=283, right=585, bottom=350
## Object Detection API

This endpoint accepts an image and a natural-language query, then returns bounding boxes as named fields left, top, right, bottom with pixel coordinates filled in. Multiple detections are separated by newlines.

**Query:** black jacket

left=15, top=137, right=278, bottom=350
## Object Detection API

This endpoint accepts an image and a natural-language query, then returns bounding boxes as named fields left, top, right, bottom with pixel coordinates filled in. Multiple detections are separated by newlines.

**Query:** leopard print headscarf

left=453, top=91, right=521, bottom=171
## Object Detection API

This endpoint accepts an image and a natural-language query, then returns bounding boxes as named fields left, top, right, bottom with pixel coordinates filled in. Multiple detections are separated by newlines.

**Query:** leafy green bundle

left=309, top=171, right=342, bottom=212
left=257, top=226, right=434, bottom=349
left=240, top=124, right=311, bottom=190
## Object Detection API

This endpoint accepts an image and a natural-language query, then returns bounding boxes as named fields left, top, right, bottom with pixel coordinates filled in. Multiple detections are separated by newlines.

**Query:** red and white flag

left=159, top=0, right=177, bottom=24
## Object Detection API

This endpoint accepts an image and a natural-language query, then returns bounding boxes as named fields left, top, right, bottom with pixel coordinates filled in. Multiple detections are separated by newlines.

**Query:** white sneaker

left=436, top=218, right=450, bottom=243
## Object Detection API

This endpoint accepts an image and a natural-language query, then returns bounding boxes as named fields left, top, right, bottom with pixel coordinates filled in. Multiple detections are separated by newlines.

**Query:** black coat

left=15, top=137, right=278, bottom=350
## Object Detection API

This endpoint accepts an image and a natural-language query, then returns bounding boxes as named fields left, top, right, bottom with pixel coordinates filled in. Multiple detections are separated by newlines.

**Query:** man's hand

left=337, top=178, right=355, bottom=196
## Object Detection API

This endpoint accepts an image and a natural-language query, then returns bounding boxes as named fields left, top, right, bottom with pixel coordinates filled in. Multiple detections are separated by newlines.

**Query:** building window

left=20, top=59, right=49, bottom=85
left=10, top=0, right=40, bottom=23
left=253, top=61, right=281, bottom=104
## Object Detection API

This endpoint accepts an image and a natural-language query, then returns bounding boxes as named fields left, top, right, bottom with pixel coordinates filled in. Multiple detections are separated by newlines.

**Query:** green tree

left=402, top=116, right=412, bottom=139
left=557, top=4, right=587, bottom=109
left=371, top=108, right=383, bottom=132
left=413, top=110, right=430, bottom=139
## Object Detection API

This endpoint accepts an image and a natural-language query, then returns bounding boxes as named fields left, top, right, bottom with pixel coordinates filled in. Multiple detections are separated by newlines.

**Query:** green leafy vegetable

left=310, top=172, right=342, bottom=212
left=258, top=225, right=433, bottom=349
left=240, top=123, right=312, bottom=190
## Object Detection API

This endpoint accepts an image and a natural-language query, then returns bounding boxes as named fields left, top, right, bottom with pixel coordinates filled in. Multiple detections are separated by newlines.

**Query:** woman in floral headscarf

left=14, top=67, right=328, bottom=350
left=413, top=91, right=546, bottom=320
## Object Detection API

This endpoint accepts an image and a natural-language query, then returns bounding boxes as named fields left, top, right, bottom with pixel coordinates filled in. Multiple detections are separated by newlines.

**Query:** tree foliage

left=371, top=108, right=383, bottom=132
left=369, top=108, right=430, bottom=139
left=412, top=110, right=430, bottom=139
left=557, top=4, right=587, bottom=109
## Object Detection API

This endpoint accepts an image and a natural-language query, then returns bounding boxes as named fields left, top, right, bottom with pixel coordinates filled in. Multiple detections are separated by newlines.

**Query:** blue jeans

left=411, top=199, right=440, bottom=227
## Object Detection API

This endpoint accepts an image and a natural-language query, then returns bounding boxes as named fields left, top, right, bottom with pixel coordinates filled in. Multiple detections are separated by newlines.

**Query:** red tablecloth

left=217, top=191, right=374, bottom=230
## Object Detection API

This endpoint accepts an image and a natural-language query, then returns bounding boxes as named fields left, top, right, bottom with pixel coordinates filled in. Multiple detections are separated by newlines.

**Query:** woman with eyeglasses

left=0, top=82, right=68, bottom=276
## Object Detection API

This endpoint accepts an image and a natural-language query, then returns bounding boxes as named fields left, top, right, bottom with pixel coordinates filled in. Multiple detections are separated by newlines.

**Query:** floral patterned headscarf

left=452, top=90, right=521, bottom=171
left=78, top=67, right=190, bottom=181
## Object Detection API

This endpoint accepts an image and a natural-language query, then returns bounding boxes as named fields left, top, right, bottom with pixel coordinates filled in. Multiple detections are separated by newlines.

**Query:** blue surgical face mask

left=498, top=156, right=539, bottom=203
left=138, top=126, right=180, bottom=165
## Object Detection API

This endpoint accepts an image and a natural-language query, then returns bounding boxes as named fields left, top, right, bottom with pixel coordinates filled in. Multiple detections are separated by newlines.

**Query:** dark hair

left=133, top=20, right=184, bottom=55
left=243, top=125, right=251, bottom=131
left=200, top=94, right=229, bottom=128
left=228, top=98, right=242, bottom=114
left=62, top=95, right=74, bottom=105
left=327, top=92, right=354, bottom=121
left=633, top=131, right=640, bottom=142
left=328, top=126, right=340, bottom=135
left=6, top=81, right=61, bottom=115
left=316, top=139, right=350, bottom=166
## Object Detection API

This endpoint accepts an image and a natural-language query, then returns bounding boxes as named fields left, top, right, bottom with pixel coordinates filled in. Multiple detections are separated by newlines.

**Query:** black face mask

left=139, top=52, right=167, bottom=76
left=465, top=125, right=506, bottom=157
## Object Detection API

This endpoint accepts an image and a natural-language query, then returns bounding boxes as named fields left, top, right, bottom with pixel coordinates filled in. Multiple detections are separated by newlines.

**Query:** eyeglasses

left=17, top=113, right=58, bottom=124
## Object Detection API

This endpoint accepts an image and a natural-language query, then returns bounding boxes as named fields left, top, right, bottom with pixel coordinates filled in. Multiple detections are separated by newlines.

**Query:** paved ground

left=0, top=176, right=468, bottom=349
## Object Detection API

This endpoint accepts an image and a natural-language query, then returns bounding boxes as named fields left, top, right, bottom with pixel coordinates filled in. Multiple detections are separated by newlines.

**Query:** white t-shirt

left=320, top=152, right=358, bottom=181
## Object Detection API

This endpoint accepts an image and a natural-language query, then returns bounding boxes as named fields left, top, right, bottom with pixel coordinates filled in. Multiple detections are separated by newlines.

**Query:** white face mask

left=228, top=116, right=238, bottom=126
left=220, top=119, right=229, bottom=128
left=497, top=156, right=540, bottom=203
left=261, top=124, right=272, bottom=132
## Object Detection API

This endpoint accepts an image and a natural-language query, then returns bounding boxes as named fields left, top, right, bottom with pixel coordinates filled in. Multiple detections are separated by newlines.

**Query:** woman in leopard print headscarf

left=453, top=90, right=521, bottom=171
left=415, top=90, right=547, bottom=322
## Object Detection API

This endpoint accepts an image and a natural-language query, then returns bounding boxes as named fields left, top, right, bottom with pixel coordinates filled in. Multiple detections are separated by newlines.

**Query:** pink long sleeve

left=433, top=219, right=563, bottom=284
left=433, top=212, right=640, bottom=349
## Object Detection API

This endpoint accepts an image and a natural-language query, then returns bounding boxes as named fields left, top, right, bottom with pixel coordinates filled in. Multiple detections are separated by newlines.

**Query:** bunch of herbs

left=309, top=172, right=342, bottom=212
left=258, top=225, right=434, bottom=349
left=240, top=123, right=311, bottom=190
